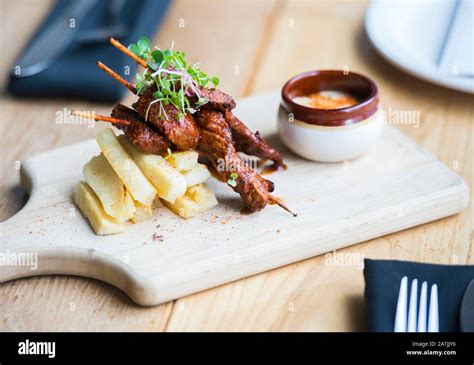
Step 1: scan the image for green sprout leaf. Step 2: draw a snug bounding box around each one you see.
[227,172,238,187]
[147,62,158,71]
[210,76,220,87]
[137,37,151,52]
[195,97,208,107]
[151,49,164,64]
[161,78,171,91]
[164,147,173,160]
[128,43,141,57]
[128,37,222,119]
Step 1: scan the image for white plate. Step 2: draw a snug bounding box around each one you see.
[365,0,473,94]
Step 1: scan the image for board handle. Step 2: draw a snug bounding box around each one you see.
[0,246,157,306]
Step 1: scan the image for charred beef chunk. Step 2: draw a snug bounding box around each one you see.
[193,86,236,111]
[195,109,274,212]
[111,104,172,155]
[132,85,200,150]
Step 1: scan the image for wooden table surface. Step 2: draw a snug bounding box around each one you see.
[0,0,472,332]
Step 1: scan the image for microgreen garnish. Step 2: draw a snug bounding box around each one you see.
[128,37,152,60]
[227,172,238,187]
[128,37,220,121]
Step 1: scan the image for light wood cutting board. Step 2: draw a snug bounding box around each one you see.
[0,92,469,306]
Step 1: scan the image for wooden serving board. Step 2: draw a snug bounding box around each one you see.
[0,92,469,306]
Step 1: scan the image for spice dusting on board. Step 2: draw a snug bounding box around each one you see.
[152,233,164,242]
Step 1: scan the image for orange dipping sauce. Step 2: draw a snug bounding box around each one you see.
[293,90,359,110]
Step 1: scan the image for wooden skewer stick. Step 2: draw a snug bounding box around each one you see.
[269,195,297,217]
[109,37,148,69]
[71,111,130,126]
[96,61,137,94]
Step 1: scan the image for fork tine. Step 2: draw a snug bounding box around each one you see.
[417,281,428,332]
[394,276,408,332]
[407,279,418,332]
[428,284,439,332]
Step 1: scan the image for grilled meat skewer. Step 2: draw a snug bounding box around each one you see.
[194,86,236,111]
[95,62,200,151]
[132,84,200,150]
[71,108,172,155]
[111,104,172,154]
[195,109,274,212]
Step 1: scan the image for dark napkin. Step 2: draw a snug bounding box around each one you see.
[364,259,474,332]
[7,0,170,102]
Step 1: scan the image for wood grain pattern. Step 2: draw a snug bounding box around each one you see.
[0,0,472,331]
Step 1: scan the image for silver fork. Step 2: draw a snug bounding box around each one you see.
[394,276,439,332]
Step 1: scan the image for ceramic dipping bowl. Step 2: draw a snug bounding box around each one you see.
[278,70,384,162]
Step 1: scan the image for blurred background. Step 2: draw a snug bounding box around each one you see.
[0,0,472,331]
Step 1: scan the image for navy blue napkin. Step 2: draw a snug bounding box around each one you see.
[7,0,170,102]
[364,259,474,332]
